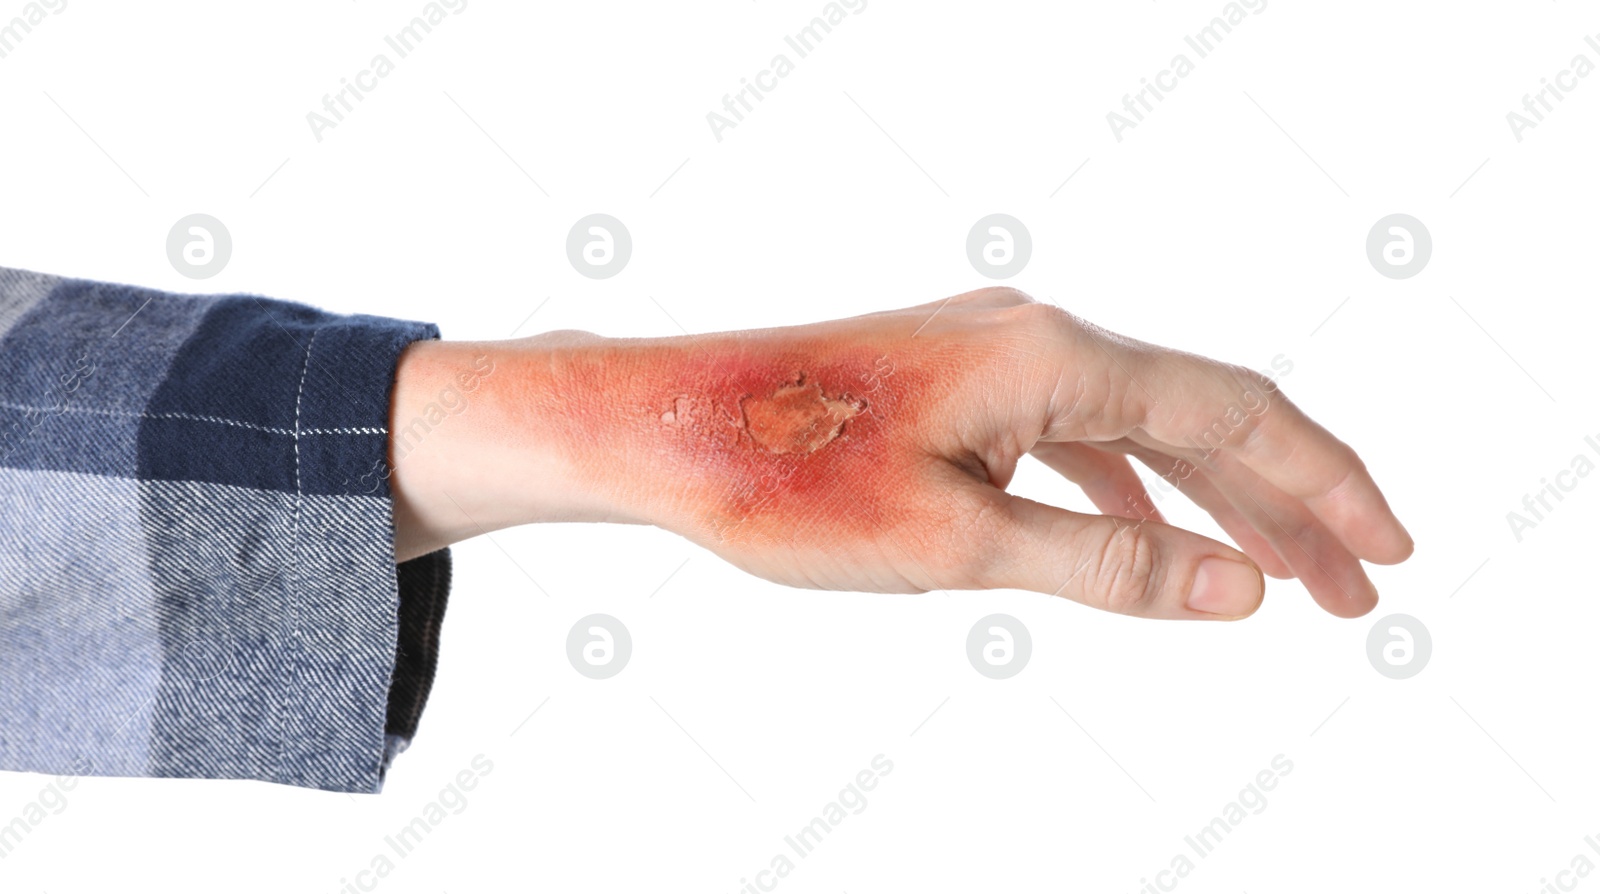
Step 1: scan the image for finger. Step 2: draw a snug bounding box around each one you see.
[982,493,1265,621]
[1029,441,1166,524]
[1115,442,1295,579]
[1225,393,1412,565]
[1197,452,1380,618]
[1119,429,1377,616]
[1076,331,1413,566]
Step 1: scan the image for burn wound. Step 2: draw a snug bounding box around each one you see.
[739,376,864,454]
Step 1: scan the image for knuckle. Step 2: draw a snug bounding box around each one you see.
[994,303,1082,356]
[1087,520,1161,615]
[1224,361,1270,388]
[1011,299,1072,330]
[976,286,1036,306]
[944,286,1036,311]
[1205,363,1280,451]
[1235,364,1285,404]
[1270,511,1322,552]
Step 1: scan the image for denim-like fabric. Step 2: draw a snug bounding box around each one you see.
[0,265,448,793]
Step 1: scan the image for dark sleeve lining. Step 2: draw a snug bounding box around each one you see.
[386,548,453,744]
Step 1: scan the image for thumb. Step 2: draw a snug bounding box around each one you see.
[984,495,1265,620]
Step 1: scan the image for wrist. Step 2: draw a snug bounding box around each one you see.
[388,332,665,561]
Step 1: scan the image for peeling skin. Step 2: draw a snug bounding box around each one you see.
[738,376,864,454]
[660,396,693,425]
[523,334,953,544]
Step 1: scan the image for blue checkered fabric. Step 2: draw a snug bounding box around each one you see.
[0,265,450,793]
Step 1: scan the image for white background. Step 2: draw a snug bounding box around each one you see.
[2,1,1598,892]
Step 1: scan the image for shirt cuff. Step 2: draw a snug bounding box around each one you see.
[0,267,451,793]
[130,295,453,792]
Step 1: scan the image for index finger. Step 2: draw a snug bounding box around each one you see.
[1061,321,1413,566]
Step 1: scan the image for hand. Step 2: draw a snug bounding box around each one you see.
[389,288,1412,620]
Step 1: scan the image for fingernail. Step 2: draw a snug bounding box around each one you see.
[1187,556,1263,618]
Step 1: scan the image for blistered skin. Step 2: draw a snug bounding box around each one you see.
[649,343,917,543]
[540,333,960,546]
[738,377,863,455]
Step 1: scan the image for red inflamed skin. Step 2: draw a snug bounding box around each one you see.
[389,288,1415,621]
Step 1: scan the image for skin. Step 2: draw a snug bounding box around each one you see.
[388,287,1413,620]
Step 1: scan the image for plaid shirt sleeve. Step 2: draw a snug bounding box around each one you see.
[0,265,453,793]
